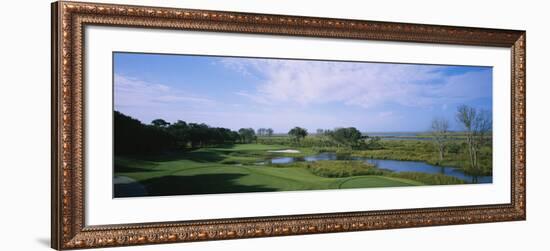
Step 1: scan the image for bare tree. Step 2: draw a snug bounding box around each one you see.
[456,105,492,175]
[430,117,450,162]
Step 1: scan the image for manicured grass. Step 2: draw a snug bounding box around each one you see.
[338,176,424,188]
[114,144,425,197]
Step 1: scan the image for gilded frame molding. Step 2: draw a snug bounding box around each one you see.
[51,1,526,249]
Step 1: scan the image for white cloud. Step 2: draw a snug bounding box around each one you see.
[221,58,491,109]
[114,74,215,109]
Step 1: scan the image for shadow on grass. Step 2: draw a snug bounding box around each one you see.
[180,150,226,163]
[114,164,152,173]
[121,148,228,163]
[114,173,277,198]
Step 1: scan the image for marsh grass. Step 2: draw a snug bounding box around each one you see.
[304,160,383,178]
[271,160,382,178]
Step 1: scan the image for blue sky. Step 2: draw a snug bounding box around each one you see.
[114,52,492,133]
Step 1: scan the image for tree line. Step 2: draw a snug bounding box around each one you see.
[256,128,274,137]
[286,126,380,149]
[115,111,266,154]
[115,111,383,155]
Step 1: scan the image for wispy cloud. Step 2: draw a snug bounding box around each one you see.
[114,74,216,109]
[220,58,491,109]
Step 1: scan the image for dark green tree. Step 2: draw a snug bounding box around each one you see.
[238,128,256,143]
[167,120,189,149]
[151,118,170,128]
[328,127,364,148]
[288,127,308,143]
[114,111,176,154]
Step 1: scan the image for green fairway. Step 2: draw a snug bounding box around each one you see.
[114,144,425,197]
[338,176,423,189]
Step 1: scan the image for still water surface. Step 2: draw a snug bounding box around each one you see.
[264,152,492,184]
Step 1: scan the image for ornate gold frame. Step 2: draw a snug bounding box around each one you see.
[51,1,526,249]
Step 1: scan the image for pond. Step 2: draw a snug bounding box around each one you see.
[263,152,492,184]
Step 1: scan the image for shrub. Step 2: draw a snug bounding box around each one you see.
[304,160,384,178]
[447,142,462,154]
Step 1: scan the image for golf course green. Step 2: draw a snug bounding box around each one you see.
[114,144,425,197]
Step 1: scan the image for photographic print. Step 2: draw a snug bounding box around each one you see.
[113,52,493,198]
[52,3,526,248]
[52,3,529,249]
